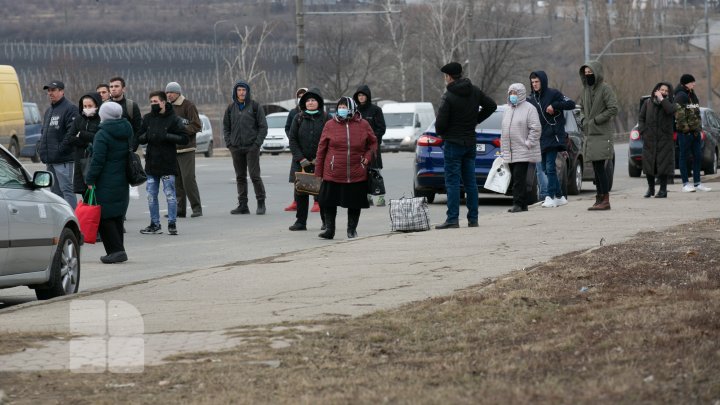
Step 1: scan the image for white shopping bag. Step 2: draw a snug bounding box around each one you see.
[129,185,140,200]
[483,157,511,194]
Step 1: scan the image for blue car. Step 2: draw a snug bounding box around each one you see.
[413,105,539,204]
[20,102,42,162]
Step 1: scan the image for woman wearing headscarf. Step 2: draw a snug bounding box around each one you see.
[85,102,132,264]
[288,88,327,231]
[638,82,676,198]
[314,96,378,239]
[500,83,541,213]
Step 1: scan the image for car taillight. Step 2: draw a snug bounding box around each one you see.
[417,134,443,146]
[491,138,501,148]
[630,129,640,141]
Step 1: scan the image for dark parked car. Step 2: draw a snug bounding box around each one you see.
[628,102,719,177]
[20,102,42,162]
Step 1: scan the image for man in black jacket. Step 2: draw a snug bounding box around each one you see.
[109,76,142,137]
[136,91,189,236]
[434,62,497,229]
[38,80,79,208]
[353,85,387,206]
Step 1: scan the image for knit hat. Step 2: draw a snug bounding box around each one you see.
[680,74,696,85]
[99,101,123,122]
[440,62,462,76]
[165,81,182,94]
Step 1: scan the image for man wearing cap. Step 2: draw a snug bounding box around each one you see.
[38,80,79,208]
[434,62,497,229]
[166,81,203,217]
[675,74,711,192]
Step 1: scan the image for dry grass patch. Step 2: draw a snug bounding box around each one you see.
[2,219,720,404]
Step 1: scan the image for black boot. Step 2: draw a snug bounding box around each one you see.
[644,175,655,198]
[655,175,668,198]
[347,209,360,239]
[256,199,266,215]
[231,202,250,215]
[318,207,336,239]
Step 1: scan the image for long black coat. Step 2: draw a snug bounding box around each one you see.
[639,82,676,176]
[353,85,386,169]
[63,93,102,194]
[288,88,327,182]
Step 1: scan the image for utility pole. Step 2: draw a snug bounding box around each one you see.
[295,0,306,90]
[705,0,713,109]
[465,0,473,74]
[584,0,590,62]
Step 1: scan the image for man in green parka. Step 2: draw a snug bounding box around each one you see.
[578,60,618,211]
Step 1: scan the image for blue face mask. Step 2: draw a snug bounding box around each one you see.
[337,108,349,118]
[509,95,519,105]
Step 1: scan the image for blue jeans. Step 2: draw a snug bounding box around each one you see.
[678,131,702,185]
[542,150,561,198]
[443,142,478,224]
[146,175,177,225]
[47,162,76,209]
[536,162,548,199]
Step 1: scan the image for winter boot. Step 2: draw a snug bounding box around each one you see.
[589,194,611,210]
[256,199,266,215]
[347,210,360,239]
[318,208,336,239]
[589,194,602,210]
[644,175,655,198]
[655,175,668,198]
[231,203,250,215]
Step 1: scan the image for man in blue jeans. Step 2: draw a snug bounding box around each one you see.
[675,74,711,192]
[434,62,497,229]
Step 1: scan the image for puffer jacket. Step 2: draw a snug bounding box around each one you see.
[136,103,188,176]
[85,118,131,219]
[63,93,102,193]
[315,113,377,184]
[578,60,618,162]
[639,82,676,176]
[436,77,497,147]
[500,83,541,163]
[38,96,79,164]
[288,88,327,181]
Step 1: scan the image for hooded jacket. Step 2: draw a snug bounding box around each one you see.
[436,77,497,147]
[285,87,308,136]
[674,83,701,134]
[288,88,327,181]
[500,83,541,163]
[527,71,576,152]
[137,102,189,176]
[64,92,102,193]
[39,95,79,164]
[85,118,132,219]
[639,82,676,176]
[578,60,618,162]
[353,85,386,169]
[223,81,268,149]
[315,102,378,184]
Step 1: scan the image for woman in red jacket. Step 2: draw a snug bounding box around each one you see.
[315,96,378,239]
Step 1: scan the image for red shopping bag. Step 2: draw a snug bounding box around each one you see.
[75,188,101,244]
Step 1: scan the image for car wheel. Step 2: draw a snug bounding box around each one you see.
[204,141,214,158]
[628,161,642,177]
[35,228,80,300]
[8,137,19,158]
[703,147,717,175]
[567,160,583,195]
[606,159,615,192]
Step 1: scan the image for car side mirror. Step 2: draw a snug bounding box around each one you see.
[415,121,421,128]
[33,171,53,188]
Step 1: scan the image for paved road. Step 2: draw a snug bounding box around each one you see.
[0,146,629,308]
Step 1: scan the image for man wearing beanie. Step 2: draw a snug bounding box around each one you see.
[166,81,204,218]
[675,74,711,192]
[434,62,497,229]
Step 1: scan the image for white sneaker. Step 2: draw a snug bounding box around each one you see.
[695,183,712,192]
[681,184,696,193]
[554,196,568,206]
[541,196,557,208]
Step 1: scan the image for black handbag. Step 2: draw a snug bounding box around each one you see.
[367,168,385,196]
[126,140,147,186]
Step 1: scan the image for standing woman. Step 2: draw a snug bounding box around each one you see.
[62,93,102,196]
[314,97,378,239]
[85,102,131,264]
[638,82,676,198]
[288,88,327,231]
[500,83,541,213]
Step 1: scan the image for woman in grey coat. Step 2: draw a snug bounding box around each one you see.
[638,82,675,198]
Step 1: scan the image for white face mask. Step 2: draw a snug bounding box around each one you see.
[83,107,98,116]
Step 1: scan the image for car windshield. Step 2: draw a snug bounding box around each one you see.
[476,110,504,131]
[385,113,414,127]
[267,116,286,128]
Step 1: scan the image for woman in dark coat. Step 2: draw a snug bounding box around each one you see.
[638,82,676,198]
[288,88,327,231]
[314,96,377,240]
[62,92,102,194]
[85,102,131,264]
[353,85,386,206]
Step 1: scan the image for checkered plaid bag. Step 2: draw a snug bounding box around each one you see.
[389,197,430,232]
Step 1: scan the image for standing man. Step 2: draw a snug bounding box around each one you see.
[109,76,142,137]
[434,62,497,229]
[166,82,203,218]
[223,80,268,215]
[353,85,387,206]
[675,74,711,192]
[528,70,576,208]
[38,80,79,208]
[136,91,189,236]
[96,83,111,103]
[578,61,618,211]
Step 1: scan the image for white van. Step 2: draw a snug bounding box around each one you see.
[380,102,435,152]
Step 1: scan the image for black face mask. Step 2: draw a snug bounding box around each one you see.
[585,74,596,86]
[151,104,161,114]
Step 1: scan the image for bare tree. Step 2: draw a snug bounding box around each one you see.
[224,22,274,101]
[382,0,409,101]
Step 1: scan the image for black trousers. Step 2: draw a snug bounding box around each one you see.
[321,205,360,228]
[294,192,323,225]
[592,160,610,195]
[509,162,529,208]
[98,216,125,255]
[230,147,266,204]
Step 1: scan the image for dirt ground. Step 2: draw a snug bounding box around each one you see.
[1,218,719,404]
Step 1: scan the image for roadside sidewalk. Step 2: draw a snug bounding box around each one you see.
[0,182,719,370]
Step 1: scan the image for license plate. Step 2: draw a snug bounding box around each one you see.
[266,142,281,148]
[476,144,486,153]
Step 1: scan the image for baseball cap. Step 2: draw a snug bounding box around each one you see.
[43,80,65,90]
